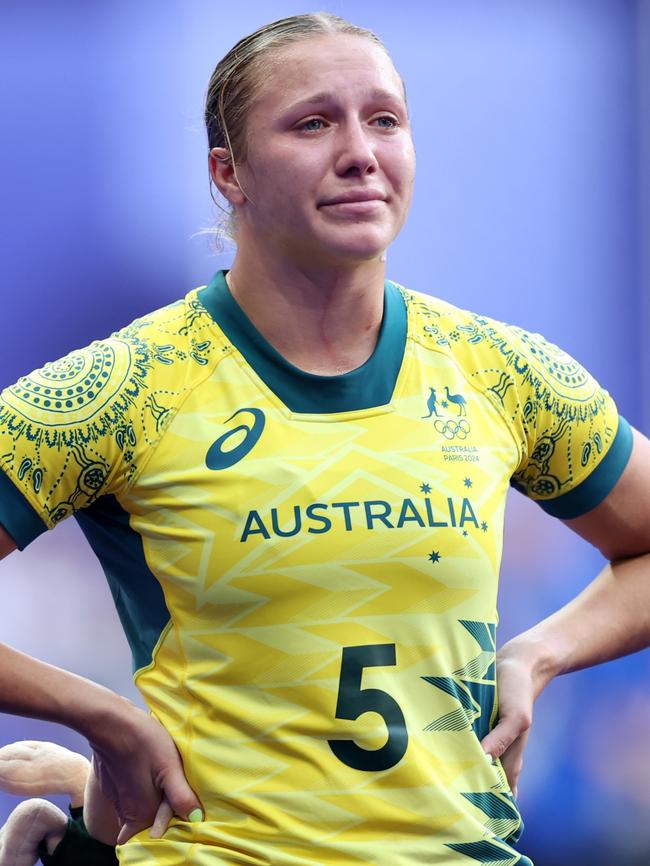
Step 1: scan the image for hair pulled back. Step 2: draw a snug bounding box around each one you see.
[205,12,385,162]
[203,12,386,240]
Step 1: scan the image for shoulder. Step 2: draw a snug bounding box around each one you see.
[1,290,224,436]
[0,288,226,500]
[112,288,220,358]
[397,284,604,414]
[394,283,626,511]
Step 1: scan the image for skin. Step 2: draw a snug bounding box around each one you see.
[0,740,125,858]
[481,429,650,793]
[0,741,89,806]
[0,798,68,864]
[0,27,649,844]
[0,632,200,845]
[0,741,94,860]
[210,33,415,375]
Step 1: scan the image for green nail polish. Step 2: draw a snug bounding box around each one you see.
[188,808,203,823]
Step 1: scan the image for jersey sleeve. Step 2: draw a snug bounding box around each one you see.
[0,293,222,550]
[0,331,160,549]
[478,318,632,518]
[407,289,634,520]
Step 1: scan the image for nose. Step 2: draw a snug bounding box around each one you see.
[334,120,379,177]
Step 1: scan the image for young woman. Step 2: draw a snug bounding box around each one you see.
[0,12,649,866]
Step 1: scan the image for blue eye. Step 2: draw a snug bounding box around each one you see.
[301,118,325,132]
[375,116,398,128]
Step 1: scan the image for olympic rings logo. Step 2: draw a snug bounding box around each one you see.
[434,419,471,440]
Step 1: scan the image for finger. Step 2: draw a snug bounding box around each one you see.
[119,815,164,846]
[117,822,143,846]
[500,729,530,793]
[160,773,203,823]
[481,713,530,761]
[150,798,174,838]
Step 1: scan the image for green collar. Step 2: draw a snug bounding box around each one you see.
[198,270,407,414]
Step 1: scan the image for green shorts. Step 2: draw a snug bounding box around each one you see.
[38,806,118,866]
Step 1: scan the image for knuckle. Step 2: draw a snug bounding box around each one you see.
[490,736,509,758]
[510,710,532,733]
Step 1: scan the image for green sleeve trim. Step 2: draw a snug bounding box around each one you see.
[538,416,633,519]
[0,468,48,550]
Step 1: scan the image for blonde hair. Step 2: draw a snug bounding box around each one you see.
[204,12,388,243]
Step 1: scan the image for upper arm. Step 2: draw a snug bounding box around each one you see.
[0,524,18,560]
[564,427,650,561]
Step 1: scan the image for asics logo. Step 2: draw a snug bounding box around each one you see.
[206,408,265,470]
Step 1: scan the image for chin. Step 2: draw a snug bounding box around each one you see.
[317,226,394,264]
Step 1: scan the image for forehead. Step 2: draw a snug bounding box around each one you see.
[254,33,404,110]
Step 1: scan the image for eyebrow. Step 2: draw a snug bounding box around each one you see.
[285,88,405,112]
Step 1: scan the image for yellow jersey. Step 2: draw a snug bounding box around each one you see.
[0,272,631,865]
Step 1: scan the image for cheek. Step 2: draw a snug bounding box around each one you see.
[249,151,321,209]
[380,140,415,196]
[396,143,416,190]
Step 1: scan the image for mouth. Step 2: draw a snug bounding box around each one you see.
[319,200,385,219]
[319,190,386,207]
[318,192,388,220]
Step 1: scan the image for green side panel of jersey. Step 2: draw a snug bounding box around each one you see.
[75,495,171,672]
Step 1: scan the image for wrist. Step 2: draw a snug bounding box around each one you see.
[77,691,146,752]
[498,632,570,697]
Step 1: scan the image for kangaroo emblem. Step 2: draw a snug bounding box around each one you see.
[422,387,440,418]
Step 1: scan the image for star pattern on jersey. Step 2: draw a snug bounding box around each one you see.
[464,477,473,488]
[428,550,441,563]
[420,482,432,493]
[462,530,468,537]
[481,521,489,532]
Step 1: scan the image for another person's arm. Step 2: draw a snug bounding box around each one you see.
[482,427,650,792]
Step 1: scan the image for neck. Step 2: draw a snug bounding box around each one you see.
[227,248,386,376]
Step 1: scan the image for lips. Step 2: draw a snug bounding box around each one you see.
[320,190,386,206]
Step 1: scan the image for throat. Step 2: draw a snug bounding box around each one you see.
[225,270,384,376]
[267,312,381,376]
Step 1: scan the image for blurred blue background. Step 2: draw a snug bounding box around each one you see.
[0,1,649,863]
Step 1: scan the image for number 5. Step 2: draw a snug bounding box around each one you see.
[328,644,408,771]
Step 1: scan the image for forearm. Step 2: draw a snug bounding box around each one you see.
[0,641,201,841]
[0,642,136,742]
[501,551,650,695]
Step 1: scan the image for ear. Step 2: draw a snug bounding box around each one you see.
[209,147,247,206]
